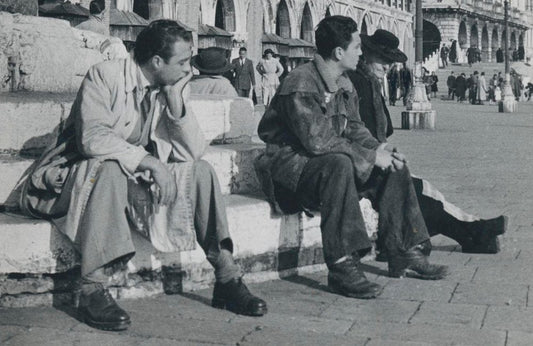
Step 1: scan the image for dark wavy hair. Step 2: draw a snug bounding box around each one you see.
[315,15,358,59]
[134,20,192,65]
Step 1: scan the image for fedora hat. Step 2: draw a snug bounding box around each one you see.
[191,47,233,75]
[361,29,407,63]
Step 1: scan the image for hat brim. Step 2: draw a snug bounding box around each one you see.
[361,35,407,63]
[191,55,234,75]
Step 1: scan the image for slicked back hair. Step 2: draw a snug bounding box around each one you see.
[134,20,192,65]
[315,15,358,59]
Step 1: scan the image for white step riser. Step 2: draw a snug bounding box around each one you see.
[0,194,377,276]
[0,96,260,152]
[0,144,265,205]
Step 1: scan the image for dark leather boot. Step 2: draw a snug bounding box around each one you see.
[376,239,432,262]
[328,257,383,299]
[388,246,449,280]
[78,284,131,331]
[461,215,507,254]
[212,278,267,316]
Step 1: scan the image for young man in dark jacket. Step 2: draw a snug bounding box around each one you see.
[255,16,448,300]
[349,30,507,259]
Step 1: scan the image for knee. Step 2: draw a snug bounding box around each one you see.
[323,154,354,178]
[98,160,125,178]
[194,160,217,182]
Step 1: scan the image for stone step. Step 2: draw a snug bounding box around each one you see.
[0,143,265,206]
[0,92,261,152]
[0,194,378,307]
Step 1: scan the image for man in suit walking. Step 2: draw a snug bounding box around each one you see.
[231,47,256,98]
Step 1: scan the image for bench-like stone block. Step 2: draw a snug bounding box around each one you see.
[401,110,437,130]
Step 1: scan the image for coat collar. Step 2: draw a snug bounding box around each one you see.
[124,54,152,94]
[312,54,354,94]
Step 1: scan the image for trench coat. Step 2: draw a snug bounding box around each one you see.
[20,55,207,252]
[255,54,379,211]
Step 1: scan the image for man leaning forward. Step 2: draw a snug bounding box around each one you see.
[255,16,448,299]
[20,20,266,331]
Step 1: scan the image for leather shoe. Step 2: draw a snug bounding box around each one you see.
[78,284,131,331]
[212,277,267,316]
[388,246,449,280]
[461,215,507,254]
[328,257,383,299]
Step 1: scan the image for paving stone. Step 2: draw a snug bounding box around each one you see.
[239,327,369,346]
[346,321,506,345]
[379,279,457,303]
[506,330,533,346]
[366,339,439,346]
[409,301,487,328]
[0,306,80,330]
[3,326,155,346]
[483,306,533,333]
[320,298,420,323]
[451,282,528,306]
[472,260,533,285]
[232,312,353,335]
[0,325,28,343]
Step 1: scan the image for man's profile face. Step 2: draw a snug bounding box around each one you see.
[239,50,247,59]
[338,32,362,72]
[154,39,192,86]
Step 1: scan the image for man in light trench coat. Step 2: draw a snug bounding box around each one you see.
[20,20,266,332]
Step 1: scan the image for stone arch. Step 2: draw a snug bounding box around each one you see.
[276,0,291,38]
[263,1,274,32]
[376,16,385,30]
[481,25,489,61]
[470,24,479,49]
[458,20,468,49]
[300,2,313,43]
[491,27,499,61]
[510,31,517,50]
[519,32,524,47]
[133,0,150,19]
[215,0,236,32]
[344,6,356,21]
[423,19,441,59]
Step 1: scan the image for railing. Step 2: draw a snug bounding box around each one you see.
[423,48,440,72]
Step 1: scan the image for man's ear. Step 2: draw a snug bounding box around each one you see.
[333,47,344,61]
[151,55,163,69]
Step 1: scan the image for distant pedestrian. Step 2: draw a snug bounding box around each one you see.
[449,40,457,63]
[467,47,476,67]
[440,44,449,67]
[455,72,467,102]
[256,48,284,106]
[76,0,107,36]
[447,71,456,100]
[231,47,256,98]
[488,74,498,104]
[430,71,439,98]
[387,63,400,106]
[478,72,487,104]
[399,62,412,105]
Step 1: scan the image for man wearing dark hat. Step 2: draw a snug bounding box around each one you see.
[349,29,507,259]
[231,47,256,98]
[20,20,267,332]
[190,47,237,96]
[256,16,448,301]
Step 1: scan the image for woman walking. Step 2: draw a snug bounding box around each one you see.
[256,49,284,106]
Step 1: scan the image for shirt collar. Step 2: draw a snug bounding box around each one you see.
[124,53,154,94]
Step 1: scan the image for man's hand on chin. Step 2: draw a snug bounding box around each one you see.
[162,72,193,119]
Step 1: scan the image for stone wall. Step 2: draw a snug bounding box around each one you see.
[0,11,108,93]
[0,0,38,16]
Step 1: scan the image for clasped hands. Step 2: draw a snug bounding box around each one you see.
[375,143,407,173]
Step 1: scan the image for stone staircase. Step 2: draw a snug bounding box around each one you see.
[0,11,378,308]
[0,90,378,308]
[434,61,506,97]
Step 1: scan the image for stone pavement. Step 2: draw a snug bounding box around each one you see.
[1,98,532,345]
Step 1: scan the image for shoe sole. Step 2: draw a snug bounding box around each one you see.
[81,312,131,331]
[212,299,268,317]
[390,268,449,280]
[328,279,383,299]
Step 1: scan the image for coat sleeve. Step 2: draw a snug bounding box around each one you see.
[75,65,148,174]
[343,91,381,149]
[163,85,207,162]
[280,92,376,184]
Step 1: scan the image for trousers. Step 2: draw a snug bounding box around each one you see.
[56,160,240,283]
[276,154,430,267]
